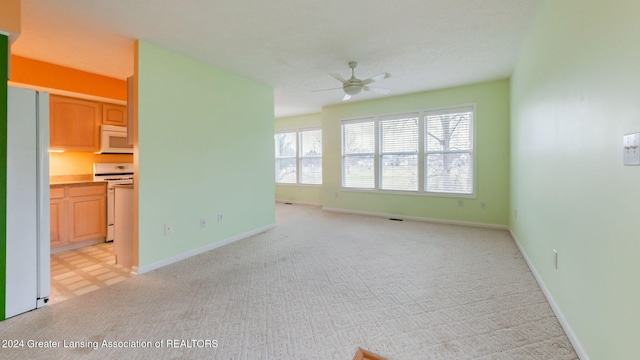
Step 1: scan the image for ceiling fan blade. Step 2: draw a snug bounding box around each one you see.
[362,72,391,85]
[342,94,351,101]
[363,86,390,94]
[311,87,343,93]
[330,73,348,84]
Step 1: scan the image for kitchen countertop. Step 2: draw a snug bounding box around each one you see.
[50,181,106,188]
[50,174,106,187]
[50,174,92,183]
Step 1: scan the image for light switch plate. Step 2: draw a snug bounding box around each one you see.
[623,133,640,165]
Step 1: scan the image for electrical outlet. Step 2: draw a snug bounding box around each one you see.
[217,213,224,223]
[200,218,207,228]
[164,223,173,235]
[480,201,486,209]
[457,200,463,207]
[514,209,518,219]
[553,249,558,269]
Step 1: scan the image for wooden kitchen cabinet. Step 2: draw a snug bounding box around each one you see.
[50,183,106,248]
[50,188,67,248]
[68,185,107,243]
[102,103,127,126]
[50,95,101,151]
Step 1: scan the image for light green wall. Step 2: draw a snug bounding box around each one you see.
[276,112,322,130]
[322,80,510,226]
[510,1,640,358]
[274,113,323,204]
[137,41,275,268]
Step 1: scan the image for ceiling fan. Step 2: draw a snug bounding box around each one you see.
[313,62,391,101]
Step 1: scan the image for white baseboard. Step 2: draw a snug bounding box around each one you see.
[322,207,508,230]
[135,224,275,275]
[275,199,322,207]
[509,230,589,360]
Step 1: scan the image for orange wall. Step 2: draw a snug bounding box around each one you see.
[0,0,20,34]
[9,55,127,101]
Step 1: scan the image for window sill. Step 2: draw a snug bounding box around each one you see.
[276,183,322,188]
[339,187,476,199]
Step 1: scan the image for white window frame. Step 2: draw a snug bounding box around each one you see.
[341,117,376,189]
[379,113,420,192]
[340,104,476,198]
[274,131,298,184]
[299,128,323,185]
[424,106,475,196]
[275,127,323,186]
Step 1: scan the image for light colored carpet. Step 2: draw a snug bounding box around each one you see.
[0,204,577,359]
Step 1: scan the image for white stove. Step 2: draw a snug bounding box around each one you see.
[93,163,134,242]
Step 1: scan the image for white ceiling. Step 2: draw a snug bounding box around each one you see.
[12,0,544,118]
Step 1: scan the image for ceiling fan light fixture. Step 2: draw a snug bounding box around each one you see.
[343,84,362,95]
[313,62,390,99]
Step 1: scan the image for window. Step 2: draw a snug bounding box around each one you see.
[299,129,322,184]
[275,128,322,185]
[275,132,297,184]
[380,114,419,191]
[341,106,474,196]
[342,119,375,188]
[425,108,473,194]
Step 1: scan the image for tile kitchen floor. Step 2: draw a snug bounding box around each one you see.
[49,242,134,305]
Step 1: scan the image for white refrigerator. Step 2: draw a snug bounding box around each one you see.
[5,86,50,318]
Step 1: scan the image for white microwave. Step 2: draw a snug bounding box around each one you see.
[96,125,133,154]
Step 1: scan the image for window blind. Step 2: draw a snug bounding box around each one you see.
[299,129,322,185]
[274,132,297,184]
[342,120,375,188]
[380,114,419,191]
[425,107,473,194]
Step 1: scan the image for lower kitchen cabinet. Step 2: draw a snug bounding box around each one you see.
[50,183,106,248]
[69,186,107,243]
[50,188,67,247]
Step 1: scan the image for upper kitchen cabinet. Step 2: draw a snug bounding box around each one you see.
[102,103,127,126]
[50,95,101,151]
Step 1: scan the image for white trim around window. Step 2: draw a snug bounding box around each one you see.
[340,105,476,197]
[275,127,322,186]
